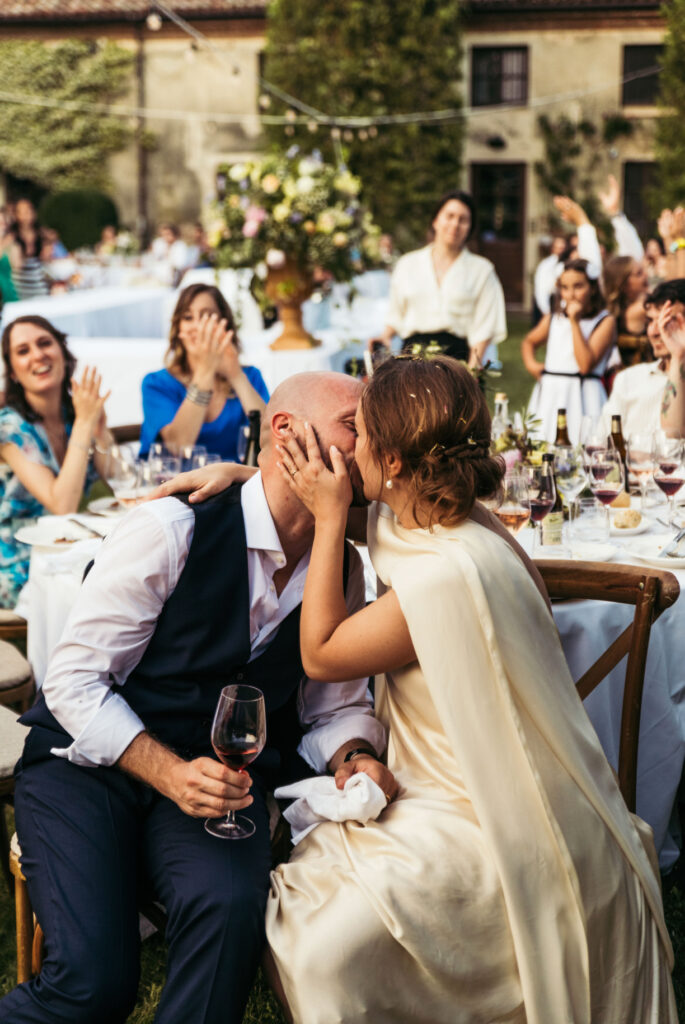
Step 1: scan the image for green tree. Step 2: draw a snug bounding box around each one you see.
[263,0,463,250]
[0,39,134,192]
[655,0,685,208]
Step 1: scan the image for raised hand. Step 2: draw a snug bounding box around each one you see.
[71,366,110,431]
[278,422,353,519]
[187,313,236,384]
[598,174,621,217]
[658,301,685,361]
[553,195,590,227]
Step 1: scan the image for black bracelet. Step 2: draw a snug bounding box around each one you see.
[343,747,381,764]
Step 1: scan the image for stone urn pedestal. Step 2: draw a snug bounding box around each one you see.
[265,260,321,350]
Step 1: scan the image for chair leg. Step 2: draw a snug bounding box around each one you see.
[14,868,33,984]
[32,924,44,976]
[0,804,11,894]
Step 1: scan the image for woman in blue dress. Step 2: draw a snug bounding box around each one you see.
[140,284,269,460]
[0,315,113,607]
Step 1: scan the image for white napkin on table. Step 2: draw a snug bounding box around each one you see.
[274,772,388,845]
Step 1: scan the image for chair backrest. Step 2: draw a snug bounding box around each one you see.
[536,559,679,812]
[111,423,141,445]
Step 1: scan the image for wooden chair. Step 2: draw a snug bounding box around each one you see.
[0,639,34,713]
[0,609,27,642]
[110,424,141,445]
[0,705,29,893]
[536,559,680,813]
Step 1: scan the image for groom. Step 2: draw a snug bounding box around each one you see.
[0,371,395,1024]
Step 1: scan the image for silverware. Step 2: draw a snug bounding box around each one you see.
[657,526,685,558]
[67,517,106,540]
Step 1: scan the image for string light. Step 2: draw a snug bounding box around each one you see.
[146,11,162,31]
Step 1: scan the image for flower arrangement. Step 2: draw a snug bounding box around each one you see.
[493,412,549,468]
[210,148,382,282]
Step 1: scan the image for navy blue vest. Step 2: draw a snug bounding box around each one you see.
[21,485,326,787]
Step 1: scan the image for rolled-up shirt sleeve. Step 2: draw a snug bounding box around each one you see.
[297,545,387,773]
[468,267,507,349]
[43,501,192,767]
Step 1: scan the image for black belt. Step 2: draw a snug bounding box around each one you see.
[541,369,602,381]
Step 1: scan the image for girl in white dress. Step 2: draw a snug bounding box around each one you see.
[522,258,616,443]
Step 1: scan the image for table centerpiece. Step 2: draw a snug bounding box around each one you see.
[210,148,382,350]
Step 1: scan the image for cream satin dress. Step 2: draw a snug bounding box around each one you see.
[266,504,677,1024]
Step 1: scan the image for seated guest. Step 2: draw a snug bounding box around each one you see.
[265,356,676,1023]
[11,198,49,300]
[139,283,268,460]
[0,372,392,1024]
[602,278,685,438]
[0,316,112,608]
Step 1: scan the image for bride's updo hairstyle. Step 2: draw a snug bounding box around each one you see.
[361,355,504,528]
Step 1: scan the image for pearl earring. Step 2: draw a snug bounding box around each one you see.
[386,479,393,490]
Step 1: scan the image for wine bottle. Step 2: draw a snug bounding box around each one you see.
[610,414,629,494]
[491,392,510,440]
[554,408,571,446]
[245,410,261,468]
[541,452,564,545]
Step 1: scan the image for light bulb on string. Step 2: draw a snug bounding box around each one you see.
[285,125,295,136]
[358,129,368,141]
[330,127,341,140]
[285,109,297,123]
[259,94,272,110]
[146,11,163,30]
[368,125,378,138]
[307,120,319,134]
[343,129,354,142]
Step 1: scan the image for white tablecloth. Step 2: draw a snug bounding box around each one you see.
[0,287,171,339]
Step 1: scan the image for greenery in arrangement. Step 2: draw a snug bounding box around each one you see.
[262,0,463,250]
[211,150,382,281]
[39,189,119,252]
[655,0,685,209]
[0,39,134,192]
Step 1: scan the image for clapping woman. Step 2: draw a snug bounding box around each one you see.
[140,284,268,460]
[0,315,113,607]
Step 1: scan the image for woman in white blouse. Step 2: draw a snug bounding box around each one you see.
[370,191,507,368]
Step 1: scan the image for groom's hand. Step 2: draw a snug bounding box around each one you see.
[334,755,399,804]
[168,757,254,818]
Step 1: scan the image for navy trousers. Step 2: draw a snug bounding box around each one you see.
[0,755,272,1024]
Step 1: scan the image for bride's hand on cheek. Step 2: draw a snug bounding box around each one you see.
[278,422,352,520]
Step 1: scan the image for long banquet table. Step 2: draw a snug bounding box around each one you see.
[0,287,172,339]
[17,509,685,871]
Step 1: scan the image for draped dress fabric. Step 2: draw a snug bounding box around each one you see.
[527,310,613,443]
[266,503,676,1024]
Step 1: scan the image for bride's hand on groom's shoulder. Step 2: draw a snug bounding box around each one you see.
[278,422,352,520]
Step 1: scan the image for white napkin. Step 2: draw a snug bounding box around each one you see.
[274,772,389,845]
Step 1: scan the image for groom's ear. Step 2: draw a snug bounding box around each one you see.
[271,411,294,439]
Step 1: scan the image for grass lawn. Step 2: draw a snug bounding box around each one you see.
[1,315,683,1020]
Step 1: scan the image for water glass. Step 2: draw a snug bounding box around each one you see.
[626,433,655,511]
[191,453,222,470]
[572,496,610,550]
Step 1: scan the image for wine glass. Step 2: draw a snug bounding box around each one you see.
[521,462,556,554]
[205,684,266,840]
[179,444,207,472]
[626,433,655,512]
[579,416,607,460]
[148,455,182,486]
[652,435,685,525]
[104,444,141,507]
[588,449,624,529]
[191,452,222,470]
[553,445,587,530]
[236,425,250,464]
[493,468,531,536]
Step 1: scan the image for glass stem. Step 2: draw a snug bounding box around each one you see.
[226,809,236,827]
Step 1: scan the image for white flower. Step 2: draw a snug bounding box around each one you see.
[255,261,268,280]
[296,176,316,195]
[228,163,248,182]
[298,157,322,177]
[266,248,287,268]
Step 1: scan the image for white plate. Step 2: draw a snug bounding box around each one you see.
[622,535,685,570]
[87,496,129,517]
[15,516,106,552]
[570,542,618,562]
[609,516,651,537]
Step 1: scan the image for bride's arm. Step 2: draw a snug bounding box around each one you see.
[280,424,416,682]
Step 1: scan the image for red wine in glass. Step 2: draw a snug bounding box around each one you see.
[585,444,604,457]
[205,684,266,840]
[590,462,611,481]
[529,498,554,522]
[656,476,684,498]
[213,737,260,771]
[658,460,679,476]
[594,487,621,506]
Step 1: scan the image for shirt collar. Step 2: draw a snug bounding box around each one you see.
[240,471,285,560]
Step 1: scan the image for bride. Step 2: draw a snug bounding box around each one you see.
[156,356,675,1023]
[264,355,675,1024]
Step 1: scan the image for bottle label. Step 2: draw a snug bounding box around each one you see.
[541,511,564,545]
[557,415,567,428]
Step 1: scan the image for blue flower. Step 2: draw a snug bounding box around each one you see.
[286,145,300,159]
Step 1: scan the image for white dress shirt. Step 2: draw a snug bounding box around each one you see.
[386,245,507,349]
[601,361,667,439]
[42,473,385,773]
